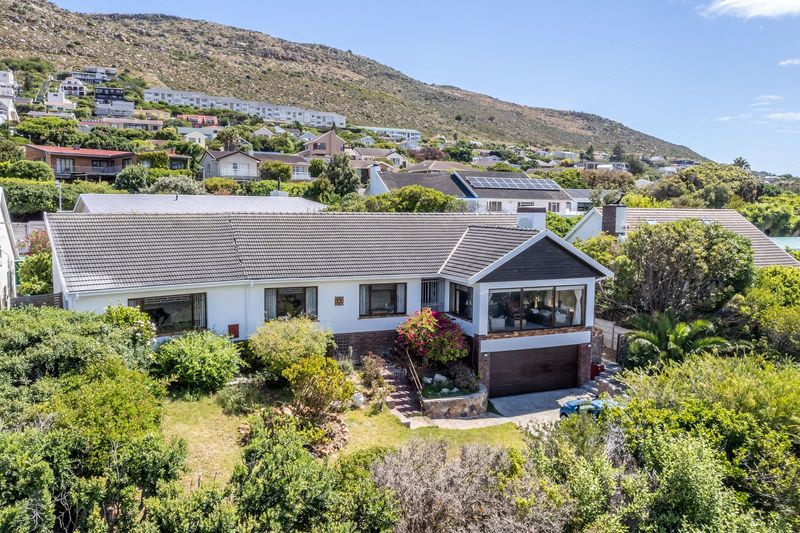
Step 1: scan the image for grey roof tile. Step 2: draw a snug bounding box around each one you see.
[440,226,538,278]
[75,194,323,214]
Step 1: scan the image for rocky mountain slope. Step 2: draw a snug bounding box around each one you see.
[1,0,703,158]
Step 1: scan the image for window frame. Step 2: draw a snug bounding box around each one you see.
[359,283,407,318]
[449,282,473,322]
[265,286,318,320]
[487,285,586,333]
[128,292,207,335]
[487,201,503,212]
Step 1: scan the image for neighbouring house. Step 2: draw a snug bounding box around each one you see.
[564,205,800,267]
[95,100,135,118]
[405,160,474,173]
[183,130,206,147]
[59,77,87,97]
[0,188,19,309]
[200,150,260,181]
[0,70,17,96]
[352,147,407,168]
[562,189,618,213]
[298,131,316,142]
[532,160,558,169]
[472,155,502,166]
[550,150,580,161]
[350,159,392,183]
[135,109,172,121]
[46,211,610,397]
[70,66,116,85]
[94,86,125,103]
[73,193,323,214]
[0,96,19,125]
[298,130,346,158]
[658,166,678,176]
[397,139,419,151]
[27,111,76,120]
[25,145,134,180]
[177,114,219,127]
[85,117,162,131]
[252,127,274,138]
[356,136,375,146]
[251,152,312,181]
[177,126,222,140]
[45,91,76,112]
[367,169,576,215]
[356,126,423,142]
[138,149,192,171]
[574,161,629,172]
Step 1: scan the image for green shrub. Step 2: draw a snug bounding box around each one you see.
[0,177,56,214]
[258,160,291,182]
[141,484,238,533]
[309,158,326,177]
[204,177,240,195]
[103,305,156,349]
[17,251,52,295]
[395,308,468,364]
[448,362,479,391]
[137,151,169,169]
[154,331,241,393]
[146,175,204,195]
[283,354,355,422]
[0,160,54,181]
[216,382,265,415]
[114,165,150,192]
[249,317,334,376]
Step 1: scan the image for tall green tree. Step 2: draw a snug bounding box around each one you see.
[258,160,292,183]
[324,153,359,196]
[610,143,624,162]
[733,156,750,170]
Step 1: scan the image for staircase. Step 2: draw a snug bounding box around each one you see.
[582,359,625,397]
[384,365,428,427]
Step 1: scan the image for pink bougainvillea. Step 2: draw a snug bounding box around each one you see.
[396,308,468,364]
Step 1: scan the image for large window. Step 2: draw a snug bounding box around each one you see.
[488,285,585,333]
[449,283,473,321]
[265,287,317,320]
[487,201,503,212]
[128,293,206,335]
[55,158,74,173]
[360,283,406,317]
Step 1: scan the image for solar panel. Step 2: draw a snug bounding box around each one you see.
[464,176,560,190]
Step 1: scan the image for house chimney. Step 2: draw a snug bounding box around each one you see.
[601,204,627,235]
[516,206,546,230]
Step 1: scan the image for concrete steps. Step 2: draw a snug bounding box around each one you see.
[583,359,625,397]
[383,365,422,426]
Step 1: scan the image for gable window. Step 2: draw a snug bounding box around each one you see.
[128,293,206,335]
[313,142,327,151]
[449,283,473,321]
[488,285,585,333]
[487,201,503,212]
[265,287,317,320]
[359,283,406,317]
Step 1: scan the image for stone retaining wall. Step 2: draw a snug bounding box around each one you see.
[421,385,488,418]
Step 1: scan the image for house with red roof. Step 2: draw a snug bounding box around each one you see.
[24,145,135,180]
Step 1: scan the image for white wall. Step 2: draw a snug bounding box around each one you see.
[0,220,15,308]
[565,211,602,243]
[472,198,571,215]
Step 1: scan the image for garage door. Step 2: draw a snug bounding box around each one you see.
[489,345,578,397]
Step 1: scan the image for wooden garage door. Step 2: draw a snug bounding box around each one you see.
[489,345,578,397]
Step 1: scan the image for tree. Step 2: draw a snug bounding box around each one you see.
[624,156,646,175]
[733,156,750,170]
[17,251,52,295]
[584,144,595,161]
[621,192,671,208]
[308,158,326,178]
[258,160,291,183]
[0,137,22,162]
[331,185,467,213]
[395,308,469,364]
[146,175,204,195]
[114,165,150,193]
[610,143,625,162]
[545,211,579,237]
[409,146,446,162]
[249,317,334,377]
[154,331,242,393]
[282,355,354,423]
[613,219,754,314]
[443,141,473,163]
[324,153,359,196]
[625,310,731,367]
[547,168,588,189]
[0,160,55,181]
[486,162,517,172]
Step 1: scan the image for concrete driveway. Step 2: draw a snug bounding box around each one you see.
[490,388,592,425]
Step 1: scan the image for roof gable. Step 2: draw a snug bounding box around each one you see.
[440,226,537,279]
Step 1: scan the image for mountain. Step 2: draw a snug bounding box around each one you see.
[1,0,703,159]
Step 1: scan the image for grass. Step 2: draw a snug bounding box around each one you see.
[162,395,526,489]
[161,395,244,489]
[342,409,526,455]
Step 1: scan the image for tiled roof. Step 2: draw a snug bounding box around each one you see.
[205,150,259,161]
[440,226,537,278]
[379,172,472,197]
[355,148,396,158]
[405,160,474,173]
[74,194,324,214]
[250,152,309,165]
[46,212,521,292]
[26,145,133,158]
[615,208,799,268]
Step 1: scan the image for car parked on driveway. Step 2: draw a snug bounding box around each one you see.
[559,398,616,418]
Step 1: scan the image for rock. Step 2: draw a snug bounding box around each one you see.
[433,373,448,383]
[440,388,450,394]
[352,392,365,408]
[422,376,433,384]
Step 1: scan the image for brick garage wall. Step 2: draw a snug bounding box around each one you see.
[577,342,591,386]
[333,330,396,362]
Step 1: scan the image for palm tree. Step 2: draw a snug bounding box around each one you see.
[733,156,750,170]
[625,309,731,367]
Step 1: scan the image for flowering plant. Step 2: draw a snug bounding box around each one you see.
[396,308,468,364]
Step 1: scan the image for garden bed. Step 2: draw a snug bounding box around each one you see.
[421,385,488,419]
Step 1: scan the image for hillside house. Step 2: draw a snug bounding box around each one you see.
[25,145,134,180]
[59,77,86,97]
[298,130,346,158]
[45,91,76,112]
[0,97,18,125]
[177,114,219,126]
[0,188,18,309]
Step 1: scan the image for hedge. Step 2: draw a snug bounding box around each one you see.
[0,178,125,215]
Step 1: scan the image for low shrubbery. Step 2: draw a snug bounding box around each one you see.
[0,177,123,215]
[0,159,54,181]
[16,250,51,295]
[204,176,240,195]
[153,331,241,394]
[146,175,204,195]
[283,354,354,423]
[249,317,334,376]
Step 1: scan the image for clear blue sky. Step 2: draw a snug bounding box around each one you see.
[54,0,800,175]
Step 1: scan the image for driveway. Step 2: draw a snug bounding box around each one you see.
[489,388,592,425]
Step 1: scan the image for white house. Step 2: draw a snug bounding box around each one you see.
[46,211,610,397]
[356,126,423,142]
[356,136,375,146]
[45,91,76,112]
[95,100,135,118]
[200,150,312,181]
[352,147,407,168]
[183,131,206,147]
[564,205,800,268]
[59,77,87,97]
[252,127,274,138]
[73,193,323,214]
[0,70,17,97]
[0,96,19,125]
[0,188,19,309]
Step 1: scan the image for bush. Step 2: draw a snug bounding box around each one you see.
[258,160,291,182]
[203,177,240,195]
[114,164,150,192]
[137,151,169,169]
[216,382,266,415]
[146,175,204,195]
[0,160,54,181]
[309,158,326,177]
[0,177,56,214]
[395,308,468,364]
[448,362,479,391]
[17,251,52,295]
[141,484,238,533]
[249,317,334,376]
[283,355,354,423]
[103,305,156,349]
[153,331,241,393]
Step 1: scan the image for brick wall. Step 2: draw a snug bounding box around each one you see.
[333,330,396,362]
[577,342,591,386]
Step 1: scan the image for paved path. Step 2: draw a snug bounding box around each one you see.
[404,388,593,430]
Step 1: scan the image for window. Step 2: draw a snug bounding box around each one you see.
[128,293,206,335]
[55,158,74,173]
[547,202,560,212]
[449,283,473,321]
[487,201,503,212]
[359,283,406,317]
[488,285,585,333]
[265,287,317,319]
[92,160,110,169]
[421,278,443,311]
[313,142,327,151]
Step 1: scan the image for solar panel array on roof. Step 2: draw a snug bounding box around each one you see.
[464,176,560,190]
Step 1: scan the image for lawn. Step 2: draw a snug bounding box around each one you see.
[162,398,526,489]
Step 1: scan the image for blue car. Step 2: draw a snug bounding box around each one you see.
[559,399,616,418]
